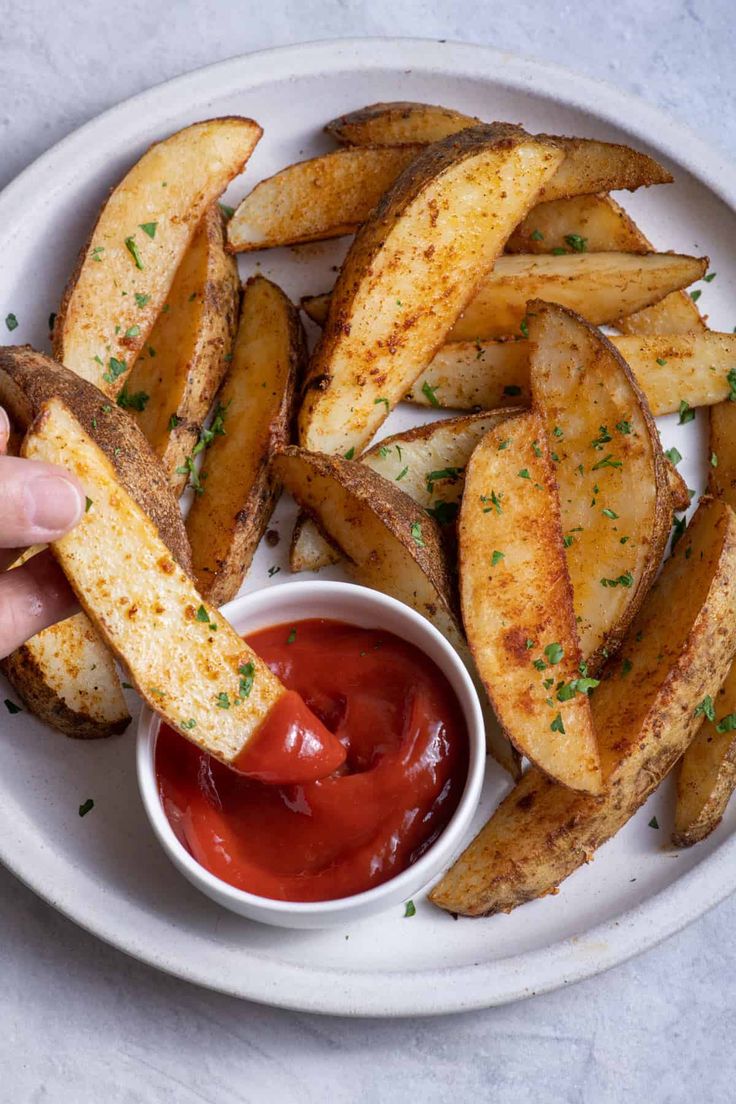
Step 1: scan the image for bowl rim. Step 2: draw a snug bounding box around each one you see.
[136,579,486,919]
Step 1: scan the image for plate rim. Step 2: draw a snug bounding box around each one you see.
[2,35,736,1017]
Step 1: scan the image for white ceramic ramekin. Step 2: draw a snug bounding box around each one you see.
[137,580,485,929]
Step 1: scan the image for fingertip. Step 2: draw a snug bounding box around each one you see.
[0,407,9,454]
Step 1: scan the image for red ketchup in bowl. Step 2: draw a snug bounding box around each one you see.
[156,618,469,902]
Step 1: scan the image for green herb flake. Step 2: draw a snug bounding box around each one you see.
[215,692,231,710]
[616,420,632,435]
[621,658,633,677]
[396,466,409,481]
[344,447,355,460]
[426,467,463,492]
[124,236,144,270]
[564,233,587,253]
[602,507,619,519]
[550,712,565,734]
[481,490,503,515]
[374,396,390,411]
[519,318,529,338]
[139,221,158,239]
[238,662,255,698]
[704,272,717,283]
[694,696,716,722]
[648,816,659,830]
[690,289,702,302]
[404,900,416,918]
[180,718,197,730]
[410,521,425,547]
[168,413,182,432]
[553,426,564,439]
[134,292,150,307]
[287,627,297,645]
[4,699,22,714]
[551,246,567,255]
[678,399,696,424]
[716,713,736,734]
[530,229,544,241]
[497,438,511,450]
[84,496,93,513]
[124,324,141,338]
[421,380,440,407]
[591,453,622,471]
[5,313,18,331]
[103,356,127,385]
[727,367,736,403]
[600,572,634,588]
[518,468,531,480]
[665,447,682,466]
[491,550,505,567]
[267,565,280,577]
[504,385,523,397]
[195,605,210,623]
[544,643,564,665]
[656,357,667,367]
[426,500,458,525]
[525,639,536,650]
[532,440,542,457]
[78,798,94,817]
[116,386,149,411]
[532,658,547,672]
[671,514,687,553]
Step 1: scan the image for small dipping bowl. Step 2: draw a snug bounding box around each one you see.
[137,581,485,929]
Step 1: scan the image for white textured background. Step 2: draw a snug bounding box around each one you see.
[2,2,735,1101]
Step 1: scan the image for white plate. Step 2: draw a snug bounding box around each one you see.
[1,38,735,1018]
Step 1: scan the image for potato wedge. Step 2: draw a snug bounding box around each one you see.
[302,251,707,341]
[506,194,647,254]
[528,301,670,669]
[53,117,262,397]
[327,105,673,199]
[186,276,303,606]
[291,410,519,574]
[125,205,240,493]
[406,331,736,416]
[674,659,736,846]
[1,612,130,740]
[227,147,421,251]
[22,398,289,765]
[273,445,521,778]
[299,127,565,456]
[325,102,482,146]
[0,347,192,739]
[710,401,736,510]
[459,411,602,793]
[666,460,691,513]
[430,497,736,916]
[247,127,670,252]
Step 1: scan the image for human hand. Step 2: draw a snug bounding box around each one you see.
[0,406,83,659]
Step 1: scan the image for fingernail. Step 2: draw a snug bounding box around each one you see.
[0,407,9,444]
[25,475,84,532]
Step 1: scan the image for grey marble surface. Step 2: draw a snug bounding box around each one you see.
[2,2,735,1101]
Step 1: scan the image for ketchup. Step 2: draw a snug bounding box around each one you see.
[156,619,469,902]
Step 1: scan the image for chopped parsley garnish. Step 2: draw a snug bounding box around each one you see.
[564,233,587,253]
[591,453,622,471]
[648,816,659,830]
[678,399,695,424]
[168,413,182,431]
[287,627,297,644]
[716,713,736,734]
[503,385,522,396]
[519,318,529,338]
[615,420,632,435]
[219,203,235,218]
[690,289,701,302]
[553,426,564,439]
[530,228,544,241]
[134,292,150,307]
[195,605,210,622]
[727,367,736,403]
[426,467,463,492]
[4,699,22,714]
[139,221,158,239]
[704,272,717,282]
[374,396,390,411]
[125,324,141,338]
[671,514,687,552]
[193,402,229,455]
[621,658,633,677]
[517,468,531,480]
[710,452,719,468]
[5,313,18,331]
[404,900,416,918]
[551,246,567,255]
[124,236,144,269]
[216,692,231,710]
[90,245,105,261]
[491,550,505,567]
[344,447,355,460]
[410,521,425,547]
[656,357,667,367]
[600,506,619,520]
[556,677,599,701]
[481,490,503,514]
[421,380,440,407]
[238,662,255,698]
[121,682,134,690]
[180,718,197,730]
[84,496,93,513]
[532,440,542,457]
[563,534,575,548]
[497,438,511,450]
[544,643,564,665]
[396,466,408,481]
[426,500,458,525]
[694,696,716,722]
[103,356,127,385]
[78,798,94,817]
[116,386,149,411]
[550,713,565,734]
[48,312,56,331]
[600,572,634,588]
[664,447,682,466]
[267,565,281,577]
[525,639,536,650]
[175,455,204,494]
[532,658,547,672]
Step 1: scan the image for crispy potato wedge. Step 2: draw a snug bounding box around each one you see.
[326,102,482,146]
[22,398,288,765]
[674,659,736,846]
[299,128,565,455]
[406,331,736,417]
[53,117,262,397]
[1,612,130,739]
[291,410,519,573]
[252,129,670,251]
[0,347,192,739]
[528,301,670,669]
[126,205,240,493]
[329,103,672,195]
[302,251,707,341]
[186,276,303,606]
[273,445,521,778]
[506,194,647,254]
[227,146,421,251]
[710,402,736,509]
[459,411,602,792]
[430,497,736,916]
[666,460,691,513]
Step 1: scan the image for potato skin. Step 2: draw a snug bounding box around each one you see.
[0,346,191,573]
